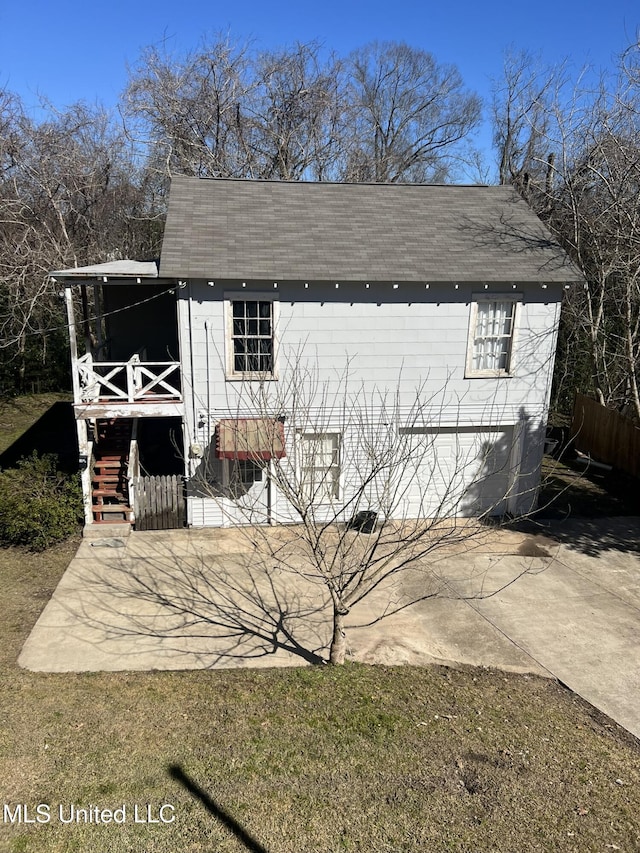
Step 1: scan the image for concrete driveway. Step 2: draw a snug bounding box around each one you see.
[18,517,640,740]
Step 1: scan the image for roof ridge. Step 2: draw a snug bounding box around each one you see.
[174,174,500,189]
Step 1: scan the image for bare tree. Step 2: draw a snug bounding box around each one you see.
[124,38,481,185]
[491,49,563,190]
[492,45,640,420]
[189,356,541,664]
[343,42,481,183]
[0,96,159,393]
[124,35,256,179]
[125,37,347,182]
[244,42,345,181]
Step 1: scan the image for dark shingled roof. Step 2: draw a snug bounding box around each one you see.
[159,176,584,283]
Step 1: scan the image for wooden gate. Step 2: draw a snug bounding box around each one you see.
[132,475,186,530]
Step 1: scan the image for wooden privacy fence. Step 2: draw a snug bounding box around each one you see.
[571,393,640,479]
[132,475,186,530]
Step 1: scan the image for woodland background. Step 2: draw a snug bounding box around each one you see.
[2,36,639,422]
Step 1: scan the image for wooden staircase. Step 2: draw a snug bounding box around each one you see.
[92,418,134,524]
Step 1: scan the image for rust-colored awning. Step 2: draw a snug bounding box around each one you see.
[215,419,286,461]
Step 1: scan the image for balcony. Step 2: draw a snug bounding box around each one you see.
[73,353,184,418]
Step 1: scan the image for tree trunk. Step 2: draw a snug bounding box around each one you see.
[623,284,640,423]
[329,605,348,665]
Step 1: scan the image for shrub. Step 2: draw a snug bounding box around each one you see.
[0,452,82,551]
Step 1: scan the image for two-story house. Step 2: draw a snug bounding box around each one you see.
[55,177,583,529]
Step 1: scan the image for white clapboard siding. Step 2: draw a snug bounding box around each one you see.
[178,280,560,526]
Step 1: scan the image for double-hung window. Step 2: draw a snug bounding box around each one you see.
[300,433,341,502]
[225,297,278,379]
[467,296,520,376]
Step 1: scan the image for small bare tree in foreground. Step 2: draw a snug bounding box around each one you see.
[192,358,541,664]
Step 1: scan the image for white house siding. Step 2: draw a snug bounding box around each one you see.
[178,280,562,526]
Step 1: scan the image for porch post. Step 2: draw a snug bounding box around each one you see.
[92,282,104,354]
[80,284,93,356]
[65,287,81,405]
[76,418,94,526]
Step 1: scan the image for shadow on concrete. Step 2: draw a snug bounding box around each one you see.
[506,516,640,558]
[0,401,77,472]
[168,764,270,853]
[72,537,329,667]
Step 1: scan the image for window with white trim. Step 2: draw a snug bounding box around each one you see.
[300,433,341,502]
[467,296,519,376]
[226,298,277,378]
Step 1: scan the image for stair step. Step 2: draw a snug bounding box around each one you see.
[90,419,133,525]
[93,518,135,525]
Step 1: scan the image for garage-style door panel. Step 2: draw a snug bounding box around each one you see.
[403,426,516,517]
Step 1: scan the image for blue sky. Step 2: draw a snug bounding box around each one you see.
[1,0,638,162]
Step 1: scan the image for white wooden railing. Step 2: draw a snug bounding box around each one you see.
[76,353,182,403]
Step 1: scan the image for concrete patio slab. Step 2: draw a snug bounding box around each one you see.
[18,518,640,740]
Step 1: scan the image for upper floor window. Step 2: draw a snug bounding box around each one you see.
[466,296,520,377]
[225,297,278,379]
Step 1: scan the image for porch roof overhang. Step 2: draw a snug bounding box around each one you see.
[50,260,159,281]
[215,419,286,461]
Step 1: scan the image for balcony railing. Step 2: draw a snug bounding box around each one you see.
[76,353,182,403]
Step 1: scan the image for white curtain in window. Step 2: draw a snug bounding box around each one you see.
[473,300,514,371]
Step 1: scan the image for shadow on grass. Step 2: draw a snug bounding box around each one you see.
[0,401,77,472]
[168,764,270,853]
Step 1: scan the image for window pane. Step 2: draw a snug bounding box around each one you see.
[300,434,340,501]
[473,300,514,372]
[230,299,275,375]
